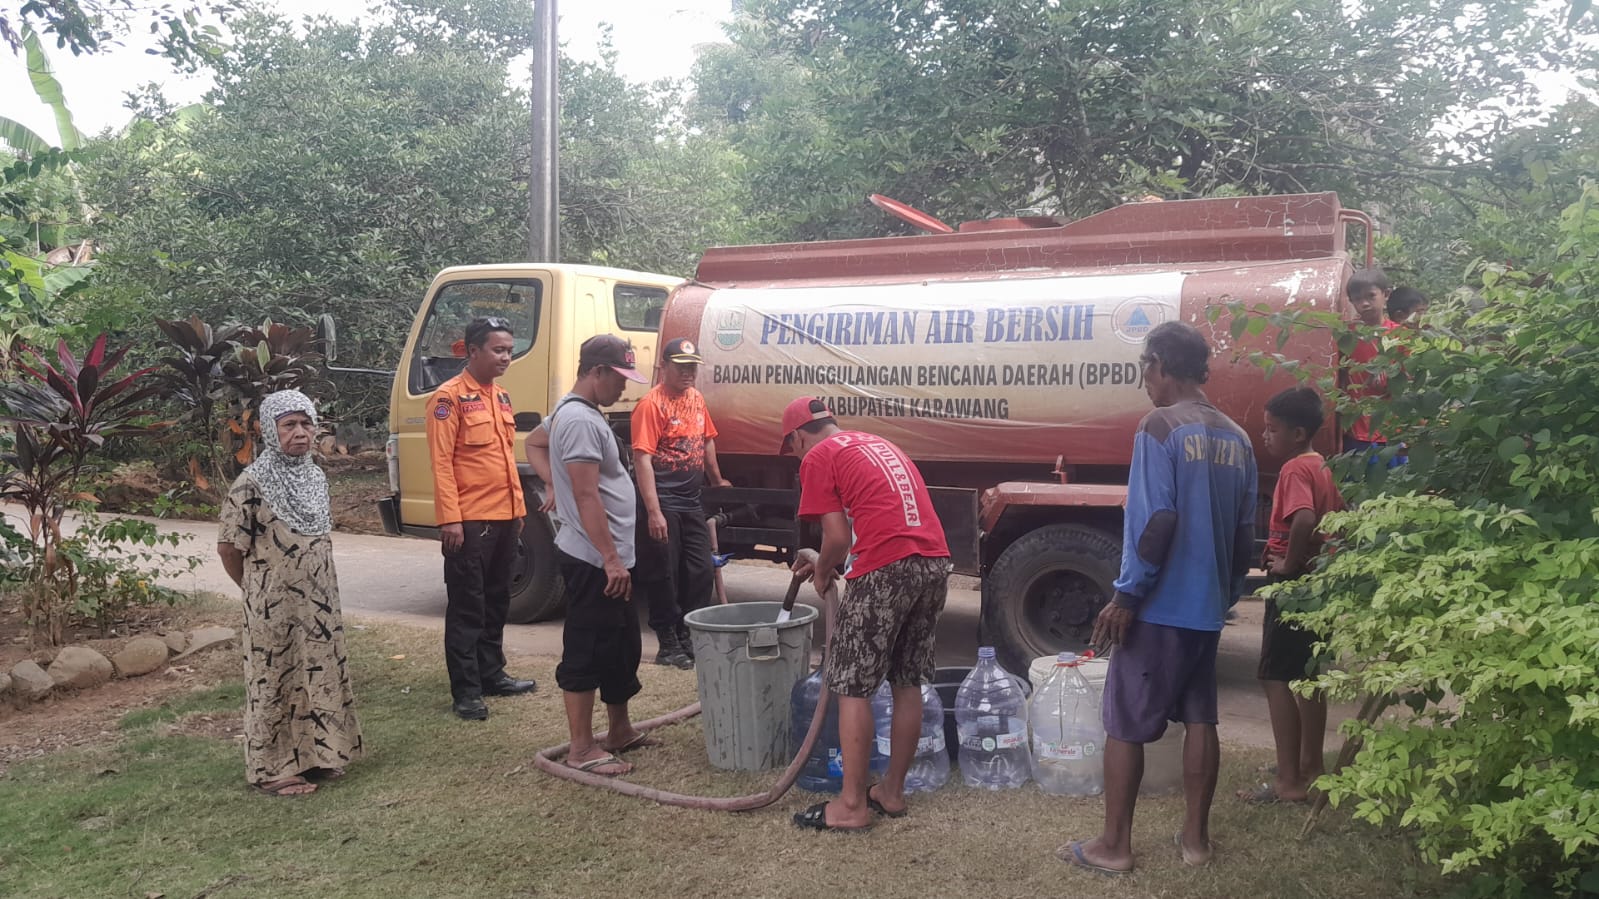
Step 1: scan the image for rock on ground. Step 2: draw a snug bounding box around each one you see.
[10,659,56,700]
[174,626,238,660]
[112,637,171,678]
[48,646,115,690]
[159,630,188,655]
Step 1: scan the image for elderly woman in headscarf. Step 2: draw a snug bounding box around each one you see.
[217,389,363,796]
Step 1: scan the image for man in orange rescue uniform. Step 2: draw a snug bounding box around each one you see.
[427,317,539,721]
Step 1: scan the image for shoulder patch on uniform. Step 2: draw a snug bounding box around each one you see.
[434,402,451,420]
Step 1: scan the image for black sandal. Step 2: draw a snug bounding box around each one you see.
[866,786,907,819]
[792,802,872,832]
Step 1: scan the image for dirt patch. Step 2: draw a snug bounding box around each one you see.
[0,593,241,776]
[0,641,237,776]
[325,454,390,535]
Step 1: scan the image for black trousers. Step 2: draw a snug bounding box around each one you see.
[443,518,519,699]
[635,505,714,634]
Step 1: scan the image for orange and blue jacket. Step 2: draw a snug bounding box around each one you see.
[425,371,525,525]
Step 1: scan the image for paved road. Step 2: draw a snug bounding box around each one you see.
[12,507,1357,752]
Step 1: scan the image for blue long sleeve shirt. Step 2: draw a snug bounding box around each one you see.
[1113,399,1258,633]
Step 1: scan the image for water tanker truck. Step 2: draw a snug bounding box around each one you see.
[377,191,1370,675]
[661,191,1367,674]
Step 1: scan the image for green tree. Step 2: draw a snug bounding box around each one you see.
[698,0,1596,239]
[1237,183,1599,893]
[78,1,751,424]
[1,0,231,69]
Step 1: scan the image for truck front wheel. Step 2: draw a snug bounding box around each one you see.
[980,523,1121,676]
[506,512,566,624]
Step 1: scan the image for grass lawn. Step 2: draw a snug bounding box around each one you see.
[0,620,1443,899]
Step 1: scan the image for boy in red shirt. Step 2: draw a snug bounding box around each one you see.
[1339,268,1402,457]
[1241,386,1345,804]
[782,397,951,832]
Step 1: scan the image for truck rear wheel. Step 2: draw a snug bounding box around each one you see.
[506,511,566,624]
[980,523,1120,676]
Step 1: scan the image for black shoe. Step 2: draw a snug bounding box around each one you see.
[676,623,695,660]
[654,629,695,670]
[483,676,538,696]
[453,696,489,720]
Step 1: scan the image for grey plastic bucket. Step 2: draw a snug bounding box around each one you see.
[684,601,819,771]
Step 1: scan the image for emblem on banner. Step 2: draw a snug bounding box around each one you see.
[1111,298,1170,344]
[714,309,746,351]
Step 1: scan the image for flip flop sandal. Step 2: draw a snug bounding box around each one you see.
[251,777,317,797]
[608,733,663,753]
[1055,841,1130,876]
[792,802,872,832]
[567,754,631,777]
[1237,782,1306,805]
[1174,831,1214,867]
[866,788,907,819]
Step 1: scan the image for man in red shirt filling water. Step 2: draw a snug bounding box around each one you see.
[782,397,952,832]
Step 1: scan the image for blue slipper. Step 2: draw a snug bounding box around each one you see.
[1055,840,1131,876]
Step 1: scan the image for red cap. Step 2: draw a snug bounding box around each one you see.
[779,396,833,454]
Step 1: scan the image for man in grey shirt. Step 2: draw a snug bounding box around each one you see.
[525,335,659,776]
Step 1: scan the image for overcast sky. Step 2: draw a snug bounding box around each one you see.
[0,0,733,142]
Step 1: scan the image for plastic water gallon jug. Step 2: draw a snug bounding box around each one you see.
[954,647,1030,790]
[870,681,951,793]
[790,663,843,793]
[1027,653,1106,796]
[1029,652,1184,795]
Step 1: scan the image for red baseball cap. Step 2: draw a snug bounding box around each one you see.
[779,396,833,454]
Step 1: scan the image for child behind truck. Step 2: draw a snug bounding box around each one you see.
[1240,386,1345,805]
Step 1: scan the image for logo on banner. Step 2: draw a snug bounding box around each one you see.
[714,309,746,351]
[1112,298,1170,344]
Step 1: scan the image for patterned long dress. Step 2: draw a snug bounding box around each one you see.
[219,474,363,784]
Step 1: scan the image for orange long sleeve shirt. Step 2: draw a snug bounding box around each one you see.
[425,371,525,525]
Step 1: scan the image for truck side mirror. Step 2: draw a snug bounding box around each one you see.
[317,313,338,363]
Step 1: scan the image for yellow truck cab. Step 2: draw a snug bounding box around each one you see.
[377,263,683,622]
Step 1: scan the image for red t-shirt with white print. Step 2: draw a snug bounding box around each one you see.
[796,431,949,578]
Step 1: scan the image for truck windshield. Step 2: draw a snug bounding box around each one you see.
[614,283,668,332]
[409,278,542,395]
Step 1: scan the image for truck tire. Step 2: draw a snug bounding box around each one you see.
[980,523,1121,676]
[506,512,566,624]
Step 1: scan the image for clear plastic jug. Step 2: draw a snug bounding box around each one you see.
[870,681,951,793]
[1027,652,1106,796]
[954,647,1030,790]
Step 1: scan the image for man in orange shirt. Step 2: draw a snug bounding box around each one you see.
[426,317,538,720]
[631,338,731,668]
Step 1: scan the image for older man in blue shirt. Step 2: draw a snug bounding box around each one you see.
[1060,321,1257,876]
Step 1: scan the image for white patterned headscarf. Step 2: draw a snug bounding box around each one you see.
[246,390,332,535]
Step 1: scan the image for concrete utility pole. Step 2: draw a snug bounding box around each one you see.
[528,0,559,262]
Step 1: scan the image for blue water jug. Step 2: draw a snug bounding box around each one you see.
[791,663,843,793]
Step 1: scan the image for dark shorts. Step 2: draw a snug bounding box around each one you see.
[1258,595,1324,683]
[1101,620,1220,744]
[554,552,642,705]
[824,555,951,699]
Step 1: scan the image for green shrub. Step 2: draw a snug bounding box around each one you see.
[1249,182,1599,894]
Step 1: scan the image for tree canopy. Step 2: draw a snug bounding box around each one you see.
[692,0,1597,239]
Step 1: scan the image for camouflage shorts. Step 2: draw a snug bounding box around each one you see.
[825,555,952,699]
